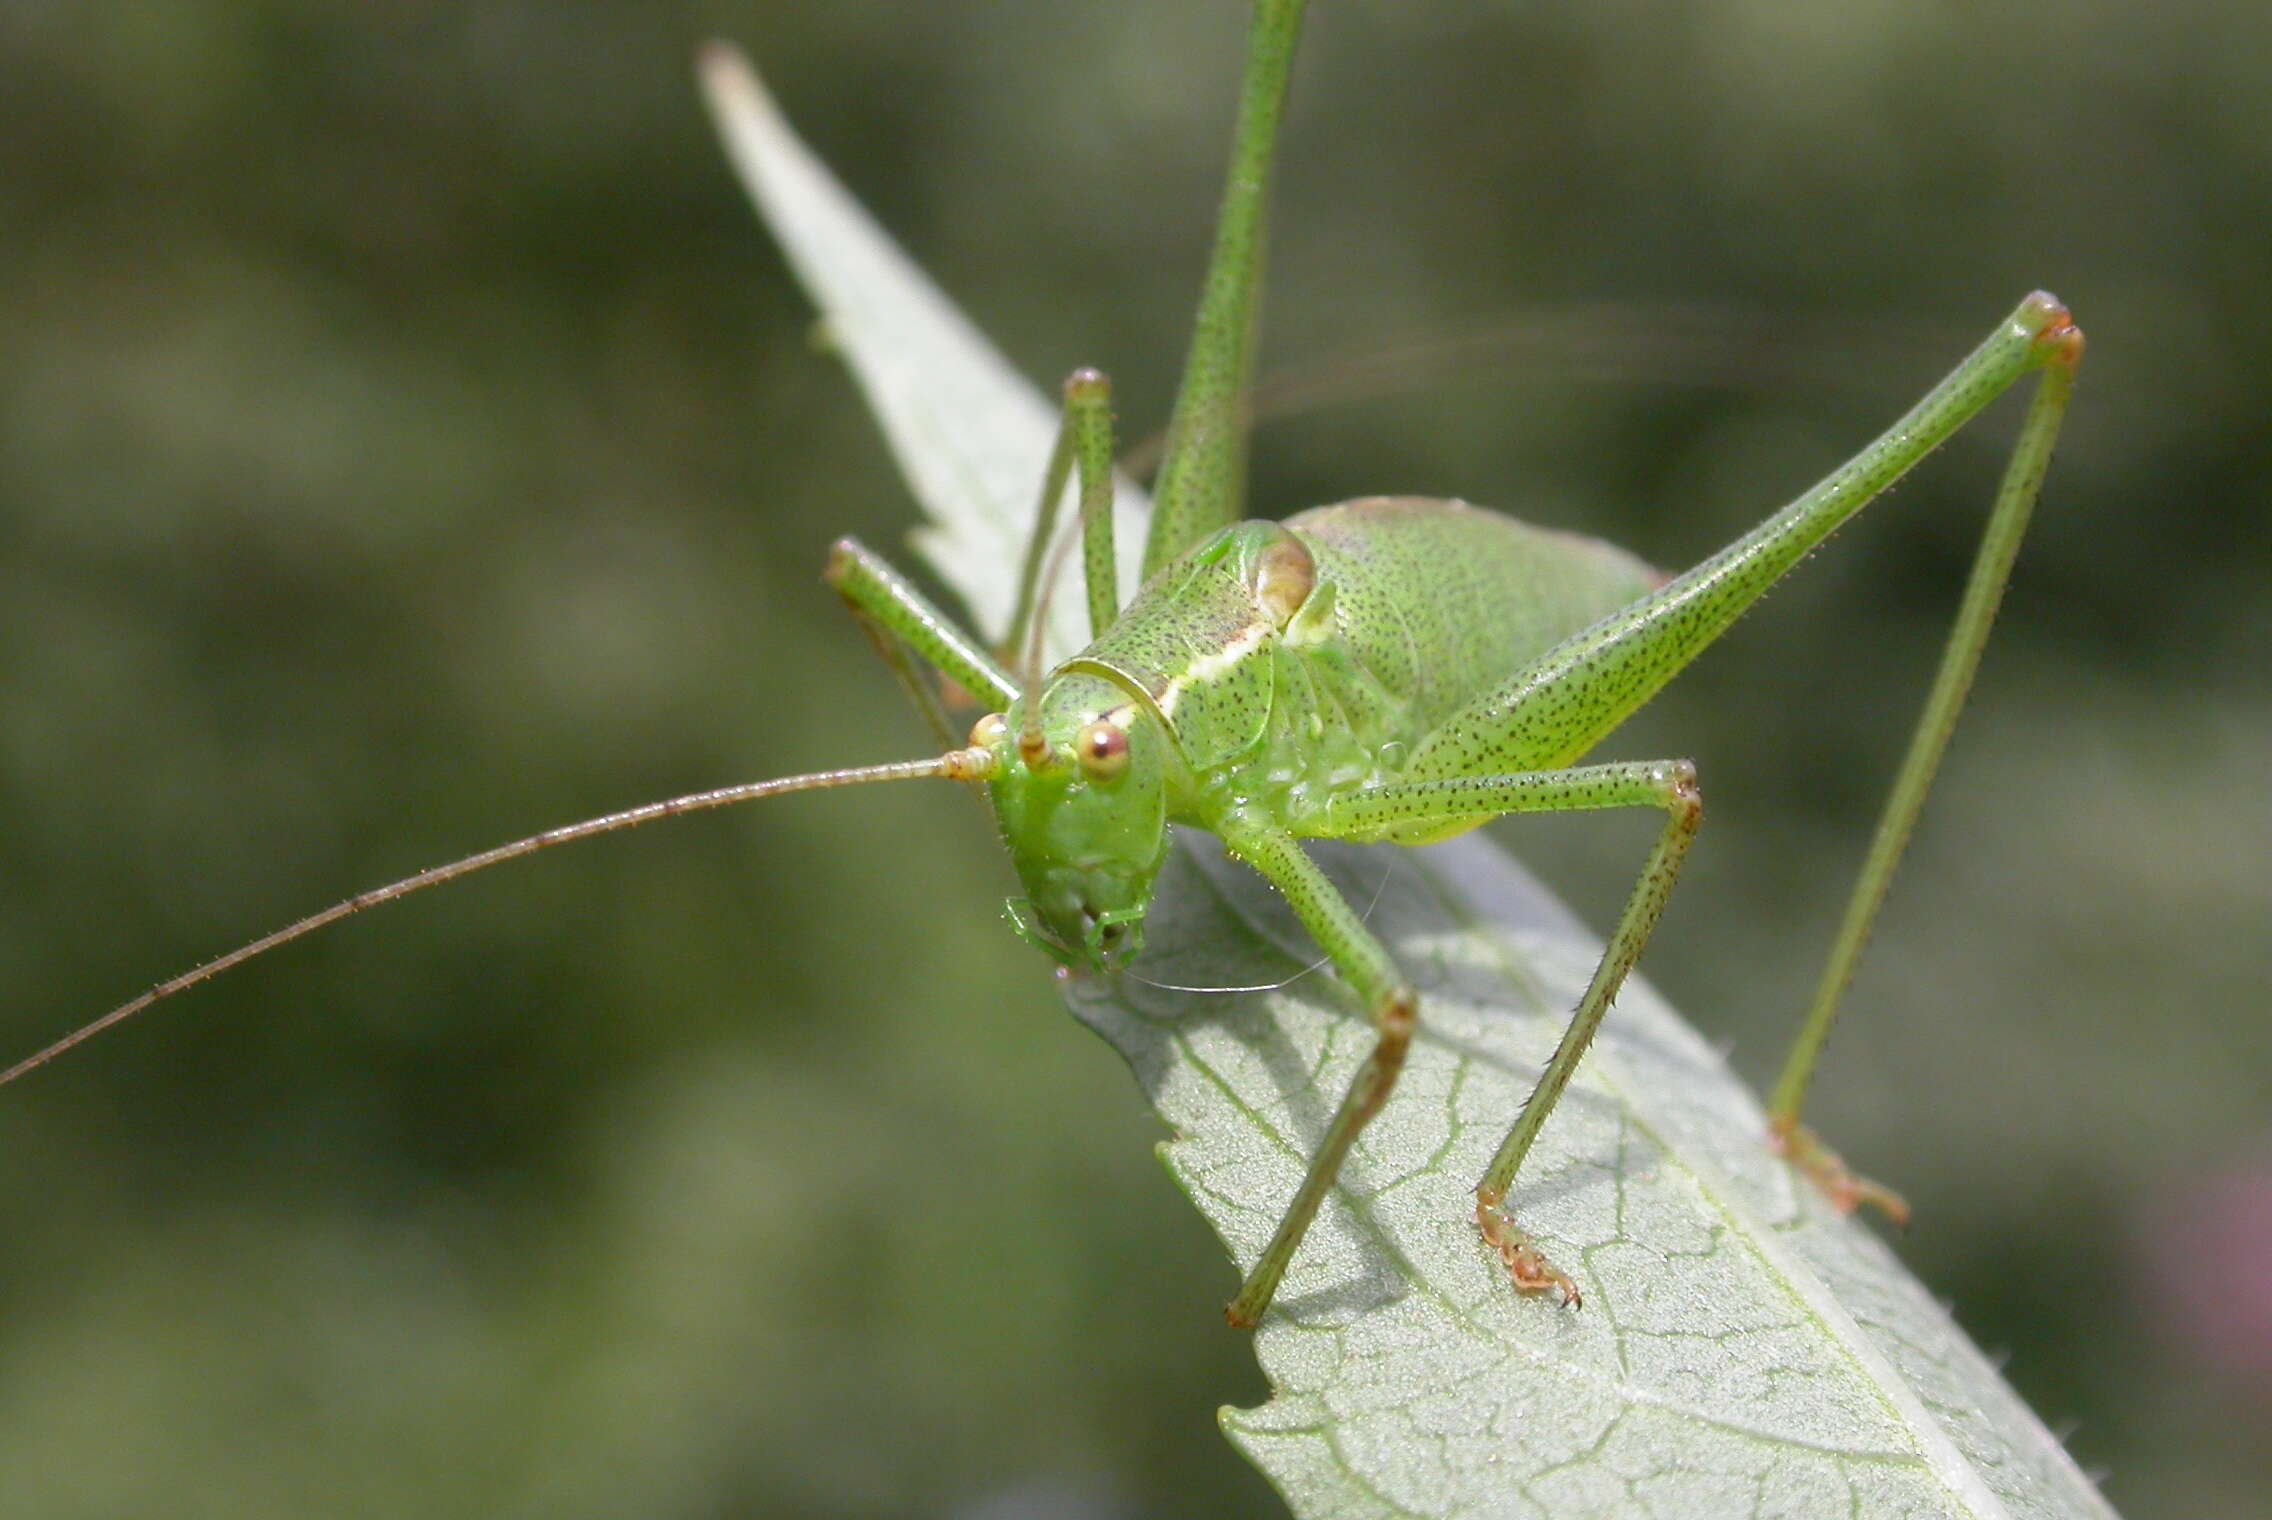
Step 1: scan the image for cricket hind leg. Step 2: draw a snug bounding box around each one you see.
[1771,1123,1911,1226]
[1323,761,1704,1308]
[1765,309,2084,1223]
[1394,295,2082,791]
[1383,295,2081,1223]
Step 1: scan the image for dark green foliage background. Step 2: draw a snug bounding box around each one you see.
[1,3,2265,1516]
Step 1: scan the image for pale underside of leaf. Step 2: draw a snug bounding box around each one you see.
[700,42,2120,1520]
[1079,837,2115,1520]
[699,43,1148,666]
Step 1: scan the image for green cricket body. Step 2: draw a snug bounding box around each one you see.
[9,1,2087,1335]
[987,499,1660,972]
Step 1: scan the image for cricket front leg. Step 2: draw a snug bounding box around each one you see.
[1216,818,1417,1330]
[1326,761,1704,1309]
[1001,367,1124,664]
[826,537,1020,730]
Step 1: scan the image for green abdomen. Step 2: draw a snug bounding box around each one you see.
[1286,497,1662,739]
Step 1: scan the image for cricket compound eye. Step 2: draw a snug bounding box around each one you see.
[969,713,1009,749]
[1252,530,1316,629]
[1075,719,1130,781]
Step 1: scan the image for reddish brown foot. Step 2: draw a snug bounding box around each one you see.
[1476,1194,1581,1308]
[1769,1116,1911,1229]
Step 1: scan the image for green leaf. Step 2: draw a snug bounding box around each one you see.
[700,44,2121,1520]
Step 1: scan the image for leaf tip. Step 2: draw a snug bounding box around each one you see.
[695,40,774,127]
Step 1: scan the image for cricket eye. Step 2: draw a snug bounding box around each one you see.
[970,713,1009,748]
[1252,531,1316,628]
[1076,719,1130,781]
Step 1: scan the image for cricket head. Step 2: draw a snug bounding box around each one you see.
[975,671,1172,974]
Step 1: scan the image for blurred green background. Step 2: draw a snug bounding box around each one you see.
[1,2,2266,1516]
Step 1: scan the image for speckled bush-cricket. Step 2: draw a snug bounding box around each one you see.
[2,0,2082,1329]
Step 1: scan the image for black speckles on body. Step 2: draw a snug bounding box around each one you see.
[1397,305,2052,785]
[1286,497,1660,737]
[1062,498,1663,832]
[1063,289,2049,840]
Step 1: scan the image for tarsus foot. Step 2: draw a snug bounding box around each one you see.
[1476,1194,1581,1308]
[1769,1117,1911,1228]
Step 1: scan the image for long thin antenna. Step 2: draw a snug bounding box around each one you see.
[3,750,994,1088]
